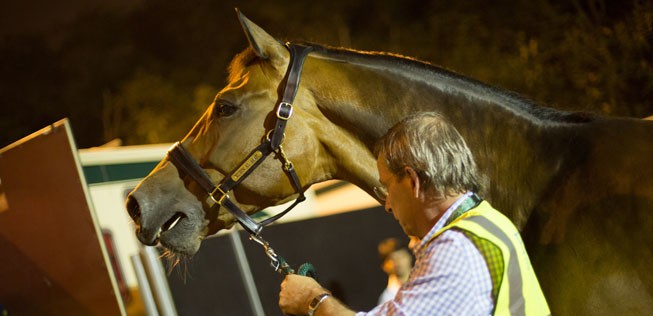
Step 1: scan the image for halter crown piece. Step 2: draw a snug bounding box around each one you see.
[167,43,314,276]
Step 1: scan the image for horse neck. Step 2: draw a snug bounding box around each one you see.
[304,51,576,227]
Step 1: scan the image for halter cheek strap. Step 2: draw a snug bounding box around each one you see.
[270,43,313,150]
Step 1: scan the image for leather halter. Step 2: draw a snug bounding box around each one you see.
[167,43,313,236]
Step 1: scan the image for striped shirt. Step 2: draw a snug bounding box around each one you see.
[357,192,494,316]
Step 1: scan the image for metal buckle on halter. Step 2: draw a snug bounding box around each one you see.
[209,186,229,205]
[276,102,293,120]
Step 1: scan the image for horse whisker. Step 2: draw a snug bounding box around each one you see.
[160,249,192,283]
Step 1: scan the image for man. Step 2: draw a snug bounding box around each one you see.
[376,238,412,305]
[279,112,550,315]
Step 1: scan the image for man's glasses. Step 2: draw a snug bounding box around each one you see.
[373,186,388,202]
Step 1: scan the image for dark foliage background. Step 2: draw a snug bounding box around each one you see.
[1,0,651,148]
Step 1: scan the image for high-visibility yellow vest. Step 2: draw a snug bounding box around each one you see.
[431,201,551,316]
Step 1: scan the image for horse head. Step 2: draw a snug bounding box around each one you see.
[126,11,379,256]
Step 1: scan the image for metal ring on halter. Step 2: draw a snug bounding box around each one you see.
[267,248,281,271]
[277,145,294,171]
[266,129,285,143]
[209,186,229,205]
[249,234,267,247]
[250,234,282,271]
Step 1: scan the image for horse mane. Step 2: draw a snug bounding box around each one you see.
[303,41,598,124]
[229,40,598,124]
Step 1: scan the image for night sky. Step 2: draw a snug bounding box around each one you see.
[0,0,140,37]
[1,0,651,148]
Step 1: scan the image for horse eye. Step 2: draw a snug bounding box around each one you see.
[214,102,237,117]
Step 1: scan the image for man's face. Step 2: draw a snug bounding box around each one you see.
[377,154,418,237]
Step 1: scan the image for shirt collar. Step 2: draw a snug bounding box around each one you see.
[411,191,473,255]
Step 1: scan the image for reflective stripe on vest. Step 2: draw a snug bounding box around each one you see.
[464,215,525,315]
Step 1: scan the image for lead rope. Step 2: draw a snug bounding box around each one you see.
[249,233,317,279]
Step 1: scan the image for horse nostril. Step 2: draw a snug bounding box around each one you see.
[126,195,141,222]
[135,227,159,246]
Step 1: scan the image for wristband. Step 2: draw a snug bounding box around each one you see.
[307,293,331,316]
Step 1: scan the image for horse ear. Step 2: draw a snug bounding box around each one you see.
[236,9,288,68]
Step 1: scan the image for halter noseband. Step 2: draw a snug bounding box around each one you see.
[167,43,313,237]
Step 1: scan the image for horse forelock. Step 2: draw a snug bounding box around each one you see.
[227,47,259,83]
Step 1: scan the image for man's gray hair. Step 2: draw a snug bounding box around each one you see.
[377,112,480,197]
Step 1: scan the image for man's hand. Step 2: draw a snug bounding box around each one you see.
[279,274,327,315]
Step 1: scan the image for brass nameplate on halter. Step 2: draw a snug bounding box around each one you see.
[231,150,264,182]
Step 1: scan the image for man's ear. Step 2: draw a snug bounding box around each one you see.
[236,9,289,71]
[404,166,421,198]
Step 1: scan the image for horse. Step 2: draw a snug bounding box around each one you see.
[126,11,653,315]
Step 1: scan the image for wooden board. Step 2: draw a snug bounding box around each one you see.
[0,119,124,315]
